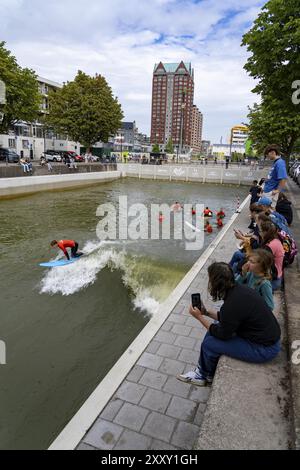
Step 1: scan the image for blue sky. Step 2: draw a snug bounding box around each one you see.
[0,0,266,143]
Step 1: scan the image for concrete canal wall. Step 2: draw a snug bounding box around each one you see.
[0,170,121,198]
[118,163,266,186]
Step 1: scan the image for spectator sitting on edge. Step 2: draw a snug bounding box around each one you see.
[177,262,281,387]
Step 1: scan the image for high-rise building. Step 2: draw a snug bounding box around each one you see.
[191,105,203,155]
[230,125,249,146]
[151,62,194,153]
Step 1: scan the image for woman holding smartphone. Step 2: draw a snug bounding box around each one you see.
[177,262,281,387]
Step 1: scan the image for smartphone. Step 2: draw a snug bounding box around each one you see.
[191,293,201,309]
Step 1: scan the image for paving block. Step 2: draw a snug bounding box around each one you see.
[189,385,211,403]
[141,412,177,442]
[178,348,198,364]
[190,327,206,339]
[115,429,152,450]
[171,421,200,450]
[137,352,164,371]
[156,343,181,360]
[146,341,161,354]
[171,324,192,337]
[159,358,186,376]
[155,330,177,345]
[166,396,198,422]
[174,335,197,350]
[139,369,169,390]
[101,399,124,421]
[171,305,186,316]
[140,388,172,414]
[163,376,191,399]
[185,316,203,328]
[83,419,123,450]
[77,443,98,450]
[115,381,147,405]
[193,403,207,426]
[161,321,174,332]
[114,403,149,432]
[126,365,145,383]
[150,440,179,450]
[168,313,187,324]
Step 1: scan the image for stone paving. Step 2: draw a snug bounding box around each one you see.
[77,202,250,451]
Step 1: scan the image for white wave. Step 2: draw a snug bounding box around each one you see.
[133,291,160,317]
[39,240,161,317]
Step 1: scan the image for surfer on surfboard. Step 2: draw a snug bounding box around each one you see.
[50,240,83,260]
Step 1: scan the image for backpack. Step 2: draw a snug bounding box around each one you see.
[277,230,298,267]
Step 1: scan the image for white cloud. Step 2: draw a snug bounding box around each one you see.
[1,0,265,142]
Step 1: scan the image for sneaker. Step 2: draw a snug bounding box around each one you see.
[177,368,210,387]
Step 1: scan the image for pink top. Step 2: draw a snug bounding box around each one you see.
[267,239,284,279]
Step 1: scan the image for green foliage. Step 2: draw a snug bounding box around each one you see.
[165,138,174,154]
[242,0,300,157]
[247,101,300,158]
[0,41,41,133]
[152,143,160,153]
[46,71,123,149]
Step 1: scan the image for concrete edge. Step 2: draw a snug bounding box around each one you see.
[283,184,300,450]
[48,194,251,450]
[0,171,121,198]
[284,263,300,450]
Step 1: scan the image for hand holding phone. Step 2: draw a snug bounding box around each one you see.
[191,293,202,310]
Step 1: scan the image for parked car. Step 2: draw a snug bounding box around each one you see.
[289,161,300,177]
[59,151,84,162]
[42,151,62,162]
[293,164,300,182]
[0,148,20,163]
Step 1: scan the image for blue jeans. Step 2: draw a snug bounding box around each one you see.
[198,332,281,379]
[229,250,245,274]
[271,277,282,291]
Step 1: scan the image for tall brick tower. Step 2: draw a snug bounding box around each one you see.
[151,62,194,153]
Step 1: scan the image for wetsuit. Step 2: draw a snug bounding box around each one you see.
[204,209,213,217]
[57,240,79,260]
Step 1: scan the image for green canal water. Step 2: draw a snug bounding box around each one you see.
[0,179,247,449]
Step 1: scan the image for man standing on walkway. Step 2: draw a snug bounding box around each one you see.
[262,144,288,207]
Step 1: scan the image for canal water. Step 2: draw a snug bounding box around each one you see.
[0,179,247,449]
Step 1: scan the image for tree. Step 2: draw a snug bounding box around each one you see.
[0,42,41,133]
[247,101,300,158]
[242,0,300,158]
[152,143,160,153]
[165,138,174,154]
[46,71,123,150]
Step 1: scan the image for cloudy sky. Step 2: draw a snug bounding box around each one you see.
[0,0,265,143]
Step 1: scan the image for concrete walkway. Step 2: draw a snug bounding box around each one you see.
[74,198,290,451]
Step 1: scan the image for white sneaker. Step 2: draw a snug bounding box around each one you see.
[177,368,211,387]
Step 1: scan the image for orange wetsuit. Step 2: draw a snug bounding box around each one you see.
[57,240,76,258]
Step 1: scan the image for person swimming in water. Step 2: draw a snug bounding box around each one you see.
[203,207,213,218]
[172,202,182,212]
[50,240,83,260]
[205,221,213,233]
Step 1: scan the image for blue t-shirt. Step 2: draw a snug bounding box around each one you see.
[264,158,288,193]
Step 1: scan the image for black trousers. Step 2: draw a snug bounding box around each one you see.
[71,242,79,258]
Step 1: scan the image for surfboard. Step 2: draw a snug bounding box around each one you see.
[39,254,84,268]
[185,221,202,233]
